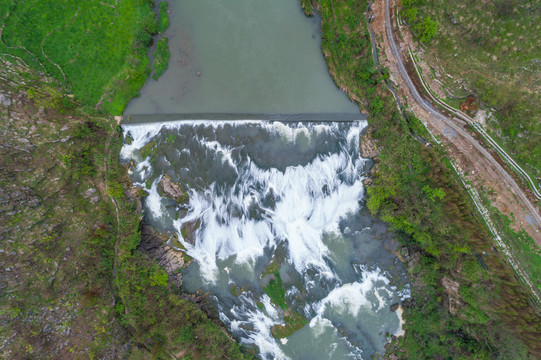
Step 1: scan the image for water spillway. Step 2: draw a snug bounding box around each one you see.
[121,0,409,358]
[123,113,366,124]
[121,120,409,359]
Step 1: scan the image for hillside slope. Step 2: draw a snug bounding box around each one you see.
[400,0,540,184]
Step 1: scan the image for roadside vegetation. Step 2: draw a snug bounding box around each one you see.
[401,0,438,42]
[306,0,541,358]
[400,0,541,186]
[479,189,541,295]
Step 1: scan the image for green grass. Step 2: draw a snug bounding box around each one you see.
[140,140,157,158]
[300,0,315,16]
[158,2,170,33]
[260,257,308,339]
[261,259,281,278]
[263,272,287,310]
[152,37,170,80]
[271,311,308,339]
[0,0,157,114]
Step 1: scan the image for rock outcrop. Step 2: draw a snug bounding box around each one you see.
[360,129,380,159]
[441,276,463,315]
[158,174,188,203]
[181,219,201,245]
[139,223,190,286]
[0,92,12,107]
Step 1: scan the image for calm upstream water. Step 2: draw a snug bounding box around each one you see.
[124,0,359,115]
[121,0,409,359]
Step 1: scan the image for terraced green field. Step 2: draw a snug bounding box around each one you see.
[0,0,157,114]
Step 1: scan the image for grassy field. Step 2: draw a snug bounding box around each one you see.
[307,0,541,358]
[401,0,541,185]
[0,0,157,114]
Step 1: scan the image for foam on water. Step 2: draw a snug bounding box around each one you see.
[124,120,366,283]
[121,120,409,359]
[227,295,289,359]
[312,266,392,320]
[146,178,164,220]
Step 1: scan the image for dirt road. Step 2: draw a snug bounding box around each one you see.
[368,0,541,299]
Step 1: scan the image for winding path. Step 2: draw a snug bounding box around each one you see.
[406,47,541,201]
[369,0,541,304]
[381,0,541,231]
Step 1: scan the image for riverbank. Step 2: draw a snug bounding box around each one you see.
[0,59,250,359]
[308,0,541,358]
[0,1,251,357]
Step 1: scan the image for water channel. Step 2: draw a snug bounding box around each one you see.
[121,1,410,359]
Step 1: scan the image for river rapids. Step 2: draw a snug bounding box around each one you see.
[120,120,410,359]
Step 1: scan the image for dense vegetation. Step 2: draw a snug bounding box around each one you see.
[304,0,541,358]
[152,37,171,80]
[400,0,541,185]
[157,1,170,33]
[0,0,158,114]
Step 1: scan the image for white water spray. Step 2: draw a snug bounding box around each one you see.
[121,120,409,359]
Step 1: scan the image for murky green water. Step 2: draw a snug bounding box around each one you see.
[125,0,359,115]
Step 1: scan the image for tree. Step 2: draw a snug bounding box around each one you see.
[415,16,438,42]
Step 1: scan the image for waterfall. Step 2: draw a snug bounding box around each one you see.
[121,120,410,359]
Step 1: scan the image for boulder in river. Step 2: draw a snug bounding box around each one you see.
[158,174,188,203]
[181,219,201,245]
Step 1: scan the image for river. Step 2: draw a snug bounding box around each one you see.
[121,1,409,359]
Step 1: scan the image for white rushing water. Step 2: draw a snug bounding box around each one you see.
[121,120,410,359]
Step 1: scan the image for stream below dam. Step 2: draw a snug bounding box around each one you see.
[121,0,410,359]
